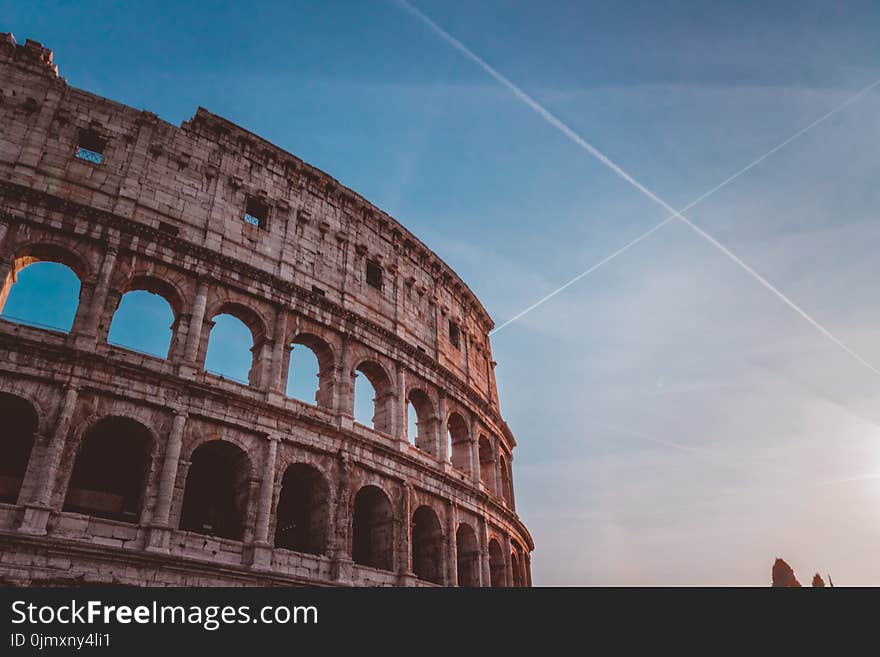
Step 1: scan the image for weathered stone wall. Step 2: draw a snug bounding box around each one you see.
[0,34,532,587]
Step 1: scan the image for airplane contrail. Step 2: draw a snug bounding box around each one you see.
[489,77,880,334]
[396,0,880,377]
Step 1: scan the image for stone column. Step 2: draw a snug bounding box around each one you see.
[479,516,491,587]
[331,451,353,582]
[503,534,513,587]
[19,385,78,535]
[251,435,279,569]
[491,436,501,497]
[181,279,209,366]
[395,362,407,443]
[436,393,448,461]
[447,503,458,587]
[525,553,533,587]
[507,453,516,511]
[396,480,413,584]
[335,336,354,429]
[72,244,117,345]
[268,308,288,397]
[0,218,20,312]
[468,416,479,483]
[146,411,187,552]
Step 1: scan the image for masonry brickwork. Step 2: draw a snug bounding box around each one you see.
[0,35,533,586]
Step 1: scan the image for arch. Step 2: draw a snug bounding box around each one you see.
[209,301,268,343]
[107,289,176,358]
[406,388,436,453]
[456,523,479,588]
[204,313,256,385]
[286,333,335,408]
[179,439,251,540]
[62,416,154,523]
[447,412,471,472]
[511,551,522,587]
[1,254,82,332]
[274,463,330,555]
[117,273,186,320]
[478,435,494,493]
[353,360,393,434]
[488,538,506,587]
[411,505,444,584]
[351,484,393,571]
[0,393,38,504]
[499,452,512,506]
[511,540,527,587]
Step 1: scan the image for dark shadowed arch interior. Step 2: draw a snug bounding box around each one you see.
[1,259,82,332]
[406,389,436,453]
[478,435,494,492]
[489,538,506,587]
[456,523,480,587]
[286,333,335,408]
[411,505,444,584]
[180,440,251,540]
[353,361,393,433]
[275,463,329,555]
[447,412,470,472]
[63,417,153,523]
[352,485,393,570]
[0,393,38,504]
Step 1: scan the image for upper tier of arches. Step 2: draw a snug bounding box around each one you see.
[0,233,517,511]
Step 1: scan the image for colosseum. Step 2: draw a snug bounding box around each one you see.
[0,35,533,587]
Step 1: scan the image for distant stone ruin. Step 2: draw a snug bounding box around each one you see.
[771,558,832,587]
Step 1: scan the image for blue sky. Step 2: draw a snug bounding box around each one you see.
[4,0,880,584]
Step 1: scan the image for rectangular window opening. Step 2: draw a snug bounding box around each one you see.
[449,320,461,349]
[75,128,106,164]
[244,196,269,229]
[366,259,383,290]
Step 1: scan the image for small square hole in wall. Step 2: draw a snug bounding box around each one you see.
[366,258,383,290]
[75,128,106,164]
[244,196,268,229]
[449,320,461,349]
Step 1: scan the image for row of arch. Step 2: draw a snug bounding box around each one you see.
[0,243,515,507]
[0,392,529,586]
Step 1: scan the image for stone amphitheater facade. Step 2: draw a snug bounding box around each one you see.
[0,35,533,586]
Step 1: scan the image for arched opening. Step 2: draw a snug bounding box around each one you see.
[447,413,470,472]
[1,259,81,332]
[274,463,329,555]
[456,523,479,587]
[351,485,393,571]
[406,389,436,453]
[63,417,153,523]
[511,541,526,587]
[0,393,38,504]
[406,402,418,446]
[353,361,392,433]
[107,290,176,358]
[488,538,506,587]
[499,453,512,506]
[180,440,251,540]
[511,552,522,587]
[411,505,443,584]
[478,435,494,492]
[285,334,334,408]
[204,313,255,385]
